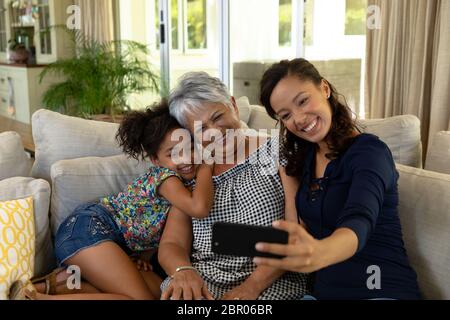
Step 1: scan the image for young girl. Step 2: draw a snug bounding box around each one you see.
[20,101,214,300]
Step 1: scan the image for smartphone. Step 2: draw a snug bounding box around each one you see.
[212,222,288,259]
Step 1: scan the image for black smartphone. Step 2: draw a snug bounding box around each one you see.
[212,222,288,259]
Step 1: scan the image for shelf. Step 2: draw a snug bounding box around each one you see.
[11,23,35,28]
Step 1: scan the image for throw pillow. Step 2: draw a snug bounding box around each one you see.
[0,197,35,300]
[0,132,31,181]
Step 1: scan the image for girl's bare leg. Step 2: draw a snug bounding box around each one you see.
[34,242,159,300]
[140,270,162,298]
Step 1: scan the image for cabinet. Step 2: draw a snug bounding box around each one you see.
[0,64,57,124]
[0,0,73,64]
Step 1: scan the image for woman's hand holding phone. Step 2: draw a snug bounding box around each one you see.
[253,220,327,273]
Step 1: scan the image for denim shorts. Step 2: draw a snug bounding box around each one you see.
[54,202,131,267]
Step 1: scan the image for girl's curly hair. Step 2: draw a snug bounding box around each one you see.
[260,58,360,179]
[116,100,181,161]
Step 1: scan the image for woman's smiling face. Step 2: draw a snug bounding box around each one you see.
[184,101,242,154]
[270,75,332,144]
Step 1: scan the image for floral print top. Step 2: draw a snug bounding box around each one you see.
[100,167,181,252]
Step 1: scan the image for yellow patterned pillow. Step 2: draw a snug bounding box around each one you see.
[0,197,35,300]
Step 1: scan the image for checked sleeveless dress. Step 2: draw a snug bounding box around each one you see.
[161,137,309,300]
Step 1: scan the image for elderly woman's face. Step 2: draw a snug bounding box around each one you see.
[184,102,241,150]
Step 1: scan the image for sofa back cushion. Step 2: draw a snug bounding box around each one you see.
[50,155,152,235]
[360,116,422,168]
[425,131,450,174]
[396,164,450,299]
[0,132,31,180]
[0,177,54,278]
[31,110,122,182]
[247,105,278,131]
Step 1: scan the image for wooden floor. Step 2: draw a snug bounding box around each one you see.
[0,115,35,155]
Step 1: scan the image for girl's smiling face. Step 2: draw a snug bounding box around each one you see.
[270,76,332,145]
[151,128,198,180]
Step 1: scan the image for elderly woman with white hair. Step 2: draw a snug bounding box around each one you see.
[158,72,309,300]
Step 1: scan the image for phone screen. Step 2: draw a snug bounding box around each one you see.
[212,222,288,259]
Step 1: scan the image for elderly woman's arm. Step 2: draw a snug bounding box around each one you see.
[158,206,214,300]
[221,266,285,300]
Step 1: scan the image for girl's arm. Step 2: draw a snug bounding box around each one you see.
[158,164,214,219]
[279,167,300,223]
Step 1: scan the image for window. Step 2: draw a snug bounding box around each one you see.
[186,0,207,49]
[279,0,292,47]
[345,0,368,35]
[155,0,207,51]
[304,0,314,46]
[171,0,180,49]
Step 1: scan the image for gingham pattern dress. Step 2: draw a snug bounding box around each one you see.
[161,137,309,300]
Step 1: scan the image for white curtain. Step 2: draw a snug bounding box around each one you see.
[365,0,450,153]
[74,0,115,43]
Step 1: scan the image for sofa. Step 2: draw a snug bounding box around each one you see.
[0,132,55,279]
[1,99,449,299]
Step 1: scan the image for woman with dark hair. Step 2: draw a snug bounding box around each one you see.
[255,58,421,300]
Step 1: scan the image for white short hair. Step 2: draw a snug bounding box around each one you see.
[169,72,232,127]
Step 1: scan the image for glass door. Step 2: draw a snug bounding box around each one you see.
[168,0,221,88]
[303,0,367,117]
[118,0,162,108]
[229,0,300,105]
[118,0,222,108]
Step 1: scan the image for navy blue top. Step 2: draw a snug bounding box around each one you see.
[296,134,421,300]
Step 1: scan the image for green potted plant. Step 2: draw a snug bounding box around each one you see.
[39,30,159,121]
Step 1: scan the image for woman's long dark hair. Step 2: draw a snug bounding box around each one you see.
[260,58,360,179]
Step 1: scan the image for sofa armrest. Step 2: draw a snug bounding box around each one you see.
[50,154,152,235]
[425,131,450,174]
[0,177,54,278]
[396,164,450,299]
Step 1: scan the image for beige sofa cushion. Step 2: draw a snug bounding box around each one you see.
[50,155,152,235]
[236,96,252,124]
[360,116,422,168]
[247,105,278,130]
[397,164,450,299]
[31,110,122,182]
[425,131,450,174]
[0,132,32,180]
[0,177,54,278]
